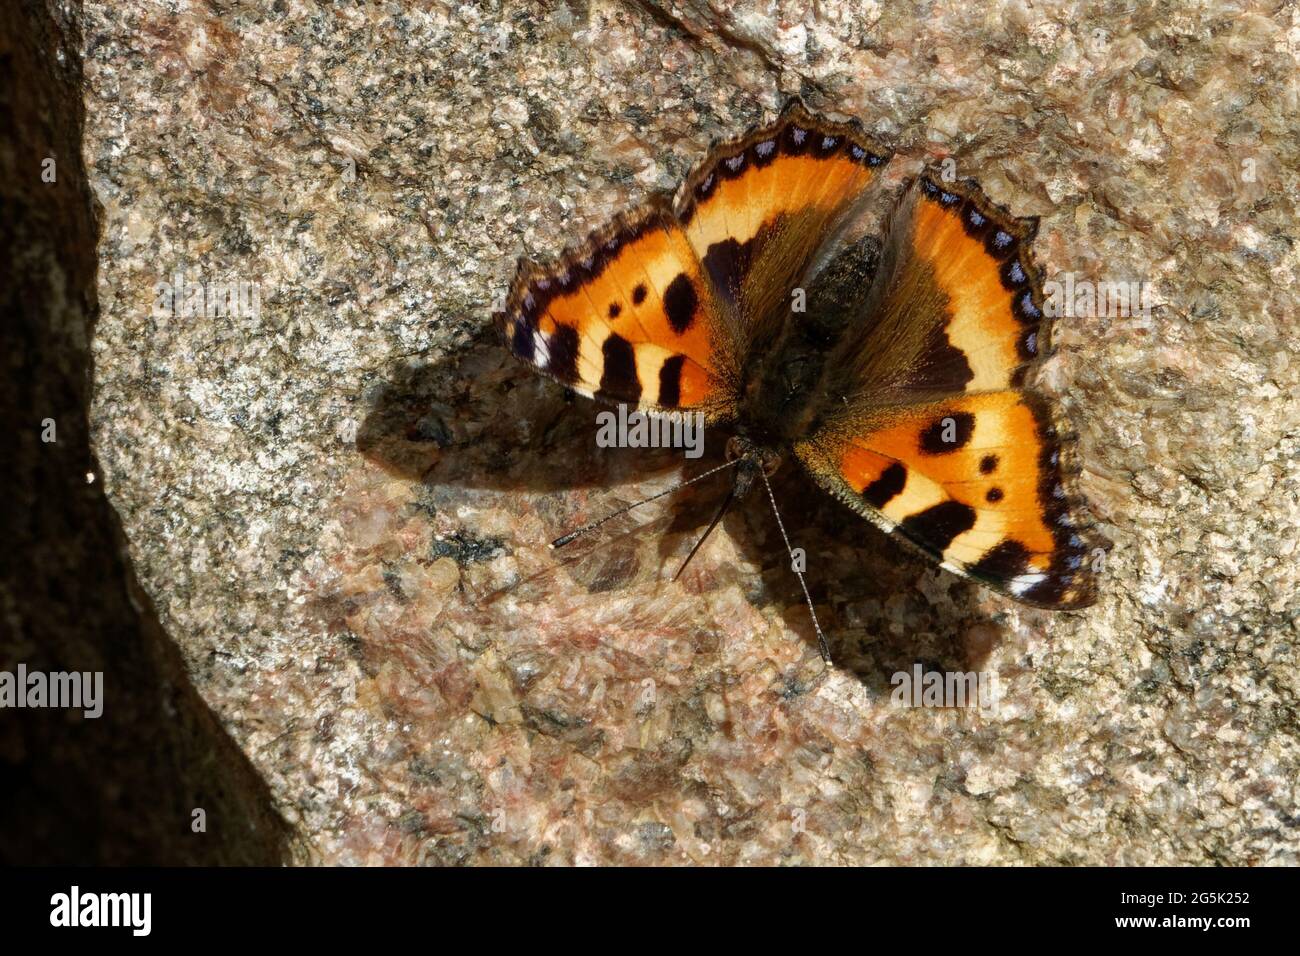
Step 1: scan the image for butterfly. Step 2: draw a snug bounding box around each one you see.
[494,99,1110,661]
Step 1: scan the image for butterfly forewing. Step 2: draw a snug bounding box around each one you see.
[496,204,727,417]
[496,101,891,423]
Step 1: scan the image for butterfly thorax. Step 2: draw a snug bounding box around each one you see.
[729,228,883,451]
[725,290,860,493]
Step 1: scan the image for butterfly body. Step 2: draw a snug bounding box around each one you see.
[735,313,837,448]
[496,100,1110,621]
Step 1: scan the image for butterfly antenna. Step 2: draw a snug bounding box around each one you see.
[551,458,739,549]
[672,486,735,581]
[759,469,832,664]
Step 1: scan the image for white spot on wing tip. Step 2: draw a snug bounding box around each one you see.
[533,330,551,370]
[1009,573,1047,596]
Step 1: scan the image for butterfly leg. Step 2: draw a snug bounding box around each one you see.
[758,469,832,664]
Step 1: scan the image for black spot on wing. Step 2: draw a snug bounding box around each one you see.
[960,201,990,239]
[632,284,647,305]
[1015,289,1043,324]
[752,138,778,167]
[985,225,1020,260]
[720,151,747,179]
[907,323,974,391]
[919,411,975,454]
[510,320,534,363]
[694,171,717,202]
[814,133,841,156]
[899,501,976,554]
[980,454,999,474]
[782,122,811,156]
[1017,327,1039,360]
[597,333,640,404]
[999,258,1030,293]
[969,540,1031,582]
[548,324,580,385]
[663,274,699,335]
[658,354,685,407]
[863,462,906,510]
[702,236,755,306]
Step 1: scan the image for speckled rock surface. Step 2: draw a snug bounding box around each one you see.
[87,0,1298,864]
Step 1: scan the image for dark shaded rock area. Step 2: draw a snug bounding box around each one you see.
[0,0,292,865]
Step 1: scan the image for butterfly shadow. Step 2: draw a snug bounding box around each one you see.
[356,330,1009,690]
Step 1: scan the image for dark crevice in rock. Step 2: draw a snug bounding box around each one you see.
[0,0,293,864]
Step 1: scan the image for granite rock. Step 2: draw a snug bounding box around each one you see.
[86,0,1298,863]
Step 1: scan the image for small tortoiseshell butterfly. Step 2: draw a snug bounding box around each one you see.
[495,100,1110,660]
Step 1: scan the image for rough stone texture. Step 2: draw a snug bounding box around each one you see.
[85,0,1298,864]
[1,0,291,865]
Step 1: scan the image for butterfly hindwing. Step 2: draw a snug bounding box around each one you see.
[797,391,1107,608]
[816,172,1046,404]
[799,172,1109,608]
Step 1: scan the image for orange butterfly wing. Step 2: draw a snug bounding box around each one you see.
[495,102,889,420]
[798,173,1109,608]
[497,205,720,414]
